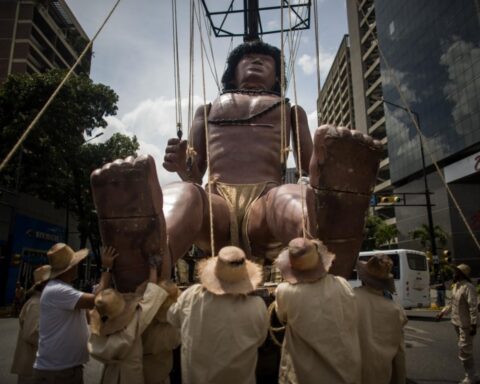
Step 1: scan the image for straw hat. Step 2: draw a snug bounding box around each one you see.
[27,265,52,294]
[357,254,395,292]
[198,246,263,295]
[275,238,335,284]
[90,289,141,336]
[455,263,471,281]
[47,243,89,279]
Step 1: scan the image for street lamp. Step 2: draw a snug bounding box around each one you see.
[379,98,438,267]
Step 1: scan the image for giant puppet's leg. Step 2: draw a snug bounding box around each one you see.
[248,125,382,278]
[91,155,230,292]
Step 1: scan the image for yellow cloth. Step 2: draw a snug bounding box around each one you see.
[89,283,168,384]
[442,280,478,327]
[354,286,408,384]
[215,182,266,254]
[167,284,269,384]
[11,292,40,377]
[142,305,180,384]
[275,275,361,384]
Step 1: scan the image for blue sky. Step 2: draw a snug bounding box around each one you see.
[65,0,348,183]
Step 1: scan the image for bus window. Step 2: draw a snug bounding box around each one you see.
[386,254,400,279]
[407,253,428,271]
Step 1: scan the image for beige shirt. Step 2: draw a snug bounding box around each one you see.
[89,283,168,384]
[11,292,40,376]
[275,275,361,384]
[442,280,478,328]
[354,286,408,384]
[167,284,269,384]
[142,305,181,384]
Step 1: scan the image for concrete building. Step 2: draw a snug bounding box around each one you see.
[341,0,480,269]
[0,0,91,83]
[318,35,355,129]
[345,0,395,225]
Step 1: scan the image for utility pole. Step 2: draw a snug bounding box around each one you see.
[381,99,438,272]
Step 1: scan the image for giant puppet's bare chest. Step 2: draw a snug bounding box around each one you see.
[208,91,288,127]
[206,91,291,184]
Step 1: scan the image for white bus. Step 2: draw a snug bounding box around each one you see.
[348,249,431,309]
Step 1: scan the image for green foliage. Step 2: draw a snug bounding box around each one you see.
[409,224,449,251]
[362,214,399,250]
[0,70,138,253]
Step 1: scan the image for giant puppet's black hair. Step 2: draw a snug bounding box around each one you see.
[221,40,285,94]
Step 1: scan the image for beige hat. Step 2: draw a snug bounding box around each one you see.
[357,254,395,292]
[455,263,471,280]
[275,238,335,284]
[90,289,141,336]
[198,246,263,295]
[27,265,52,294]
[47,243,89,279]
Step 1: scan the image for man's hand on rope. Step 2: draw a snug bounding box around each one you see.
[163,138,188,173]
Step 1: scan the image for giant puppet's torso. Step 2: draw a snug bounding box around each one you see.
[207,91,291,186]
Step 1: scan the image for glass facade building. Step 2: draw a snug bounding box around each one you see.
[375,0,480,183]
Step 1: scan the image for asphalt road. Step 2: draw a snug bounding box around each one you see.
[0,311,476,384]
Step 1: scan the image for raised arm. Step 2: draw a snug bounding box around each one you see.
[75,246,118,310]
[290,105,313,177]
[163,104,209,184]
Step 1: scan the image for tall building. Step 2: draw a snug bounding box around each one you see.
[345,0,395,225]
[318,35,355,129]
[0,0,91,83]
[343,0,480,267]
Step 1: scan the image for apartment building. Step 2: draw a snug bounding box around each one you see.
[0,0,91,83]
[318,35,355,129]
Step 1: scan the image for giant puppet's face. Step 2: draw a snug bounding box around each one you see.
[233,53,276,91]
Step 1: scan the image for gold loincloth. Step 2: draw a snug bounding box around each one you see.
[215,182,267,257]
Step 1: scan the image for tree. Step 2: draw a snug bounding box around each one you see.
[1,70,117,194]
[410,224,449,251]
[0,70,139,254]
[375,221,399,249]
[362,214,399,250]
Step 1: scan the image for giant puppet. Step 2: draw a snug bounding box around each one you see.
[91,41,382,291]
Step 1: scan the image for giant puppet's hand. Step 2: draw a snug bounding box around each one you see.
[91,155,167,292]
[163,138,188,174]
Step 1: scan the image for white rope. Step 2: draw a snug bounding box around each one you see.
[287,2,307,239]
[200,4,221,93]
[0,0,122,173]
[171,0,182,137]
[313,0,322,118]
[194,2,220,92]
[196,0,216,256]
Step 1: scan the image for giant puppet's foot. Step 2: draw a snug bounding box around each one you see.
[91,155,167,292]
[309,125,382,277]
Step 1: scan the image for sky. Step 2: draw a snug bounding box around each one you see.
[65,0,348,184]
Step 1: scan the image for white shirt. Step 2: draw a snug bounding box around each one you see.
[34,279,89,370]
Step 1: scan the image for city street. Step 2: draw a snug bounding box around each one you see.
[0,311,475,384]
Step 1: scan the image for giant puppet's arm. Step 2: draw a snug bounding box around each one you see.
[290,105,313,177]
[163,105,209,184]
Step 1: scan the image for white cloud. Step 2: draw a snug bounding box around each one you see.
[381,68,418,104]
[96,95,205,186]
[297,50,335,82]
[440,37,480,135]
